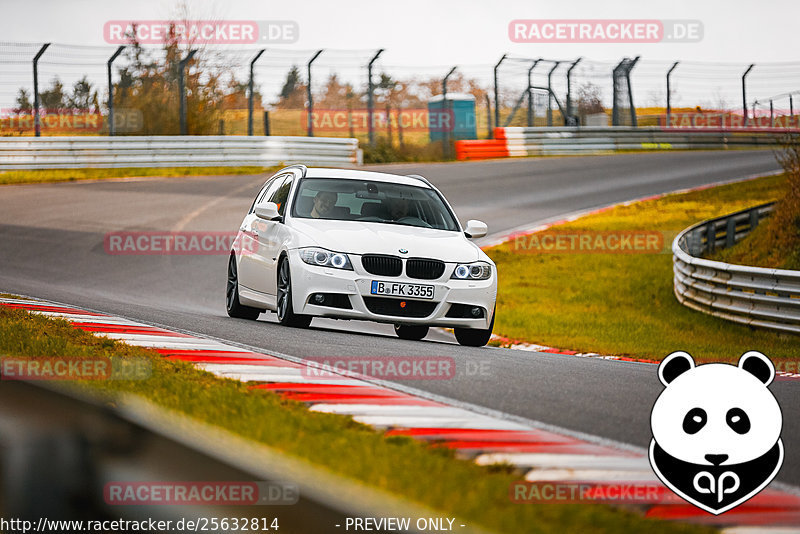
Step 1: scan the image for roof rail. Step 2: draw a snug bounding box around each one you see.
[277,164,308,177]
[406,174,433,187]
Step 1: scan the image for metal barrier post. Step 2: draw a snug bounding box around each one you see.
[565,57,581,123]
[484,94,492,138]
[547,61,560,126]
[366,49,383,147]
[742,64,755,126]
[770,100,774,127]
[666,61,679,128]
[442,66,457,159]
[493,54,506,138]
[626,56,640,127]
[306,49,323,137]
[527,59,541,127]
[726,218,736,248]
[248,49,265,136]
[178,49,197,136]
[107,46,125,136]
[32,43,51,137]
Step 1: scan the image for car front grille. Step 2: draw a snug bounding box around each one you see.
[362,297,437,318]
[361,254,403,277]
[406,258,446,280]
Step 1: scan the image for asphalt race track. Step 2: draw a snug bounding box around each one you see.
[1,149,798,486]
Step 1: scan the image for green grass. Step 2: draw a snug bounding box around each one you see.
[0,303,711,534]
[710,214,800,270]
[0,166,279,185]
[487,173,800,362]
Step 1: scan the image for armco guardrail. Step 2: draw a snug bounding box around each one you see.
[672,202,800,334]
[0,135,361,169]
[456,127,788,160]
[0,380,450,532]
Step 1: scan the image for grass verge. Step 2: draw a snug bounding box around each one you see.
[487,173,799,362]
[708,141,800,270]
[0,166,279,185]
[0,303,709,534]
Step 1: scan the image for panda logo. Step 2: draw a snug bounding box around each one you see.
[649,351,784,515]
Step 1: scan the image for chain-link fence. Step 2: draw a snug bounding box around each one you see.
[2,41,800,143]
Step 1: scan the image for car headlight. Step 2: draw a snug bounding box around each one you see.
[451,261,492,280]
[300,248,353,270]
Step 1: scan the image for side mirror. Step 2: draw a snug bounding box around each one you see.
[464,219,488,239]
[254,201,282,221]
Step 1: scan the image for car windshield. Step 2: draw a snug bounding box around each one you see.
[291,178,460,231]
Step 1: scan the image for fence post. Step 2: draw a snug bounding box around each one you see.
[626,56,640,127]
[527,59,541,127]
[367,49,383,147]
[442,66,457,159]
[770,100,774,127]
[178,49,197,136]
[547,61,560,126]
[666,61,679,128]
[493,54,507,138]
[32,43,51,137]
[306,49,323,137]
[107,46,124,136]
[263,111,270,136]
[248,49,265,136]
[612,59,623,126]
[484,94,492,138]
[742,64,755,126]
[565,57,582,123]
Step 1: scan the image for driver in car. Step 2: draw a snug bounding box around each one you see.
[387,197,410,220]
[310,191,337,218]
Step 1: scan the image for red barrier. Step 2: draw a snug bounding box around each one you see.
[454,139,509,160]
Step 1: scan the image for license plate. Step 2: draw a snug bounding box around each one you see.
[370,281,434,300]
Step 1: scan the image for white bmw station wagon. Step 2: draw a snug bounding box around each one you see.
[226,165,497,347]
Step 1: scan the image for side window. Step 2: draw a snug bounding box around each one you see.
[268,174,294,216]
[249,176,279,214]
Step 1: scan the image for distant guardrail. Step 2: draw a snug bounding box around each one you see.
[0,136,361,169]
[672,202,800,335]
[456,127,787,160]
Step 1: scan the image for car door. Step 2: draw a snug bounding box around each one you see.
[259,171,297,297]
[237,175,285,295]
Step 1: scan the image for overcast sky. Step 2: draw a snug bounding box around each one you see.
[2,0,799,65]
[1,0,799,112]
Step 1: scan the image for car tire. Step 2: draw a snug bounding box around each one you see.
[394,324,429,341]
[226,255,263,320]
[277,256,312,328]
[454,308,495,347]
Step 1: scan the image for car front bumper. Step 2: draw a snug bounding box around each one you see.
[289,250,496,330]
